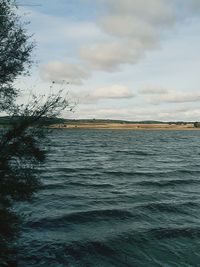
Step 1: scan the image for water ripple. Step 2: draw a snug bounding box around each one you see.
[16,129,200,266]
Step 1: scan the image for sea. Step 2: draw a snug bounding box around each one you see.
[15,129,200,266]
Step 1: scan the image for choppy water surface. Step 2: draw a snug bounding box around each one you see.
[16,129,200,266]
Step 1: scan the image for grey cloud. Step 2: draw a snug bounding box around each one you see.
[101,16,156,38]
[40,61,90,85]
[139,86,200,104]
[80,0,200,72]
[80,39,157,71]
[104,0,175,25]
[175,0,200,14]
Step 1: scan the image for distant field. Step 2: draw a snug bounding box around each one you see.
[49,122,196,130]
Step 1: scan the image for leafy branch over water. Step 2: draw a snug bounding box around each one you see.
[0,0,71,265]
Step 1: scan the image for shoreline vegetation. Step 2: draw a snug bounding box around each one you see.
[0,117,199,130]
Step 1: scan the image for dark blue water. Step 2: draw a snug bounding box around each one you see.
[16,130,200,266]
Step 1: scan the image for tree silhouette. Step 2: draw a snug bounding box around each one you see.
[0,0,34,112]
[0,1,71,265]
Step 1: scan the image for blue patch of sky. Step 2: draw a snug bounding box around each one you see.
[17,0,104,21]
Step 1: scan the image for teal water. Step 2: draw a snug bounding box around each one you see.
[16,129,200,266]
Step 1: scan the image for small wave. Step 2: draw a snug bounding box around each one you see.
[19,226,200,266]
[26,209,134,228]
[148,226,200,239]
[176,169,200,175]
[103,171,155,177]
[41,183,65,190]
[115,150,153,156]
[120,225,200,241]
[139,201,199,213]
[67,181,113,188]
[46,167,93,173]
[137,178,200,187]
[103,170,182,178]
[42,181,113,190]
[19,240,133,267]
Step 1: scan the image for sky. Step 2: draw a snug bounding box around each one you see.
[16,0,200,121]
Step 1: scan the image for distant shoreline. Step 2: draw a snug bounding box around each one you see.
[49,123,200,130]
[0,117,199,130]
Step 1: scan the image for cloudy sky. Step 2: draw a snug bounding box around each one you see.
[17,0,200,121]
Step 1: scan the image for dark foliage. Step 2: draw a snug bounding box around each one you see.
[0,91,70,266]
[194,122,200,128]
[0,0,34,111]
[0,91,70,203]
[0,1,72,266]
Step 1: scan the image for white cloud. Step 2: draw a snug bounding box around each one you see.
[40,61,90,85]
[72,104,200,122]
[92,85,134,99]
[139,87,168,95]
[142,89,200,104]
[154,92,200,104]
[80,39,157,71]
[72,85,134,103]
[72,105,169,121]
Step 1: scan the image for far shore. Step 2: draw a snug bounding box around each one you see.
[49,123,200,130]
